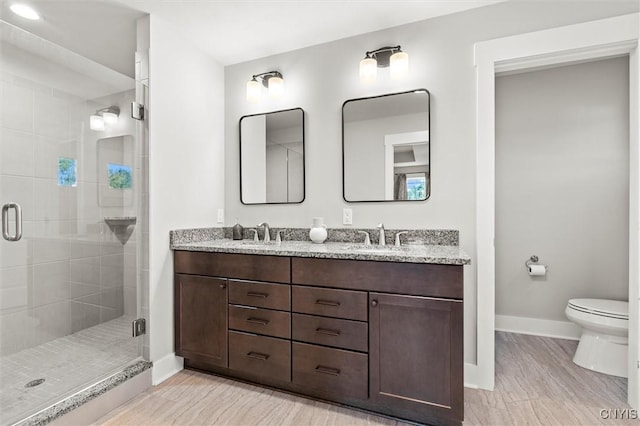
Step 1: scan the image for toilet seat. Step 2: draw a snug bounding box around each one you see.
[567,298,628,320]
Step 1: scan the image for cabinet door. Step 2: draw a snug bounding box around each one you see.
[369,293,463,423]
[175,274,228,367]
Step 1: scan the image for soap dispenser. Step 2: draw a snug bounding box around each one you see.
[232,219,243,240]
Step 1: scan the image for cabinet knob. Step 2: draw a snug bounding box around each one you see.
[220,283,226,289]
[371,300,378,307]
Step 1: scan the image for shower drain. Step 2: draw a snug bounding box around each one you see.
[24,378,45,388]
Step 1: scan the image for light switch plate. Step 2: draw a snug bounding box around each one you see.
[217,209,224,223]
[343,208,353,225]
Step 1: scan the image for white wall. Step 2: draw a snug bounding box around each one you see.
[223,1,639,364]
[148,16,225,383]
[495,57,629,324]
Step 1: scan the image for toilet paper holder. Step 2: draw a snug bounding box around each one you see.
[525,255,548,270]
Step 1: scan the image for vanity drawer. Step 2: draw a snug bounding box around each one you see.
[229,331,291,382]
[174,251,291,283]
[292,257,463,299]
[292,342,367,400]
[229,305,291,339]
[292,286,367,321]
[292,313,367,352]
[229,280,290,311]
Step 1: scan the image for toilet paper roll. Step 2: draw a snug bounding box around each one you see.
[528,264,547,276]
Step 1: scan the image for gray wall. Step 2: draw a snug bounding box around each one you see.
[495,57,630,321]
[223,1,639,363]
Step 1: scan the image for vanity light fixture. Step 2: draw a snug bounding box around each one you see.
[359,45,409,83]
[90,106,120,131]
[246,71,284,102]
[10,3,40,20]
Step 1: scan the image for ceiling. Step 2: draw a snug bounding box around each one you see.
[116,0,504,65]
[0,0,504,76]
[1,21,134,98]
[0,0,145,77]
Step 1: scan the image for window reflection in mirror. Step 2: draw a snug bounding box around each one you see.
[343,90,430,202]
[240,108,305,204]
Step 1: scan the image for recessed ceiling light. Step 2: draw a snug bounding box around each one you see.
[10,3,40,20]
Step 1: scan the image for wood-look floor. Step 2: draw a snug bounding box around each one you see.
[465,332,631,426]
[95,332,632,425]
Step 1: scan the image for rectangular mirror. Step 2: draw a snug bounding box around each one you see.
[342,89,430,202]
[240,108,305,204]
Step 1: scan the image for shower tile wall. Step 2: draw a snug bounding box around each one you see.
[0,71,135,356]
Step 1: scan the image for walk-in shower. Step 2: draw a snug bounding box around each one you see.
[0,19,147,425]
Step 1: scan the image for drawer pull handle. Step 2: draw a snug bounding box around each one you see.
[316,328,340,337]
[315,365,341,376]
[315,299,340,307]
[246,351,270,361]
[247,291,269,299]
[246,317,270,326]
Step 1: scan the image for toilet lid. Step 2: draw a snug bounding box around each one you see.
[568,298,628,320]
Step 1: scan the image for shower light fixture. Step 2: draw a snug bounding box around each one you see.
[246,71,284,102]
[10,3,40,20]
[359,45,409,83]
[90,106,120,131]
[90,115,105,131]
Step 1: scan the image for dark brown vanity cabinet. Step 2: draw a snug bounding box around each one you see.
[174,251,464,426]
[174,274,228,367]
[369,292,463,424]
[228,279,292,382]
[174,252,291,371]
[291,285,369,401]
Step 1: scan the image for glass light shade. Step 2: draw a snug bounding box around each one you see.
[246,79,261,102]
[10,3,40,20]
[102,112,118,126]
[390,51,409,80]
[90,115,105,131]
[268,76,284,98]
[359,57,377,84]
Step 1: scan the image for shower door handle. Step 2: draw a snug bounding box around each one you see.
[2,202,23,241]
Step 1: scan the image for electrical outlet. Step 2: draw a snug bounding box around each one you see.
[217,209,224,223]
[343,208,353,225]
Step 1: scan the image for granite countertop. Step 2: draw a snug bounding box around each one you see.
[171,238,471,265]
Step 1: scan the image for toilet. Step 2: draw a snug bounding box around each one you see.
[565,298,628,377]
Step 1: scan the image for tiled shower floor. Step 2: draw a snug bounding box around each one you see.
[0,316,139,425]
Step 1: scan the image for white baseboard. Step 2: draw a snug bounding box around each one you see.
[464,362,479,389]
[152,352,183,385]
[495,314,581,340]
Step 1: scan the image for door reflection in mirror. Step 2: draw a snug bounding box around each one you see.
[240,108,305,204]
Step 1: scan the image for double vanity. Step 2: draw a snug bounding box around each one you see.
[171,228,470,426]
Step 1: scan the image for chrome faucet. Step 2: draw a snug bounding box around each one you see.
[357,230,371,246]
[376,223,385,246]
[257,222,270,243]
[395,231,409,247]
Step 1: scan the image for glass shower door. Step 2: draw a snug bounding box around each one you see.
[0,20,143,425]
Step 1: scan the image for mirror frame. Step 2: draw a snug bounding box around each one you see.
[341,89,431,203]
[239,107,306,205]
